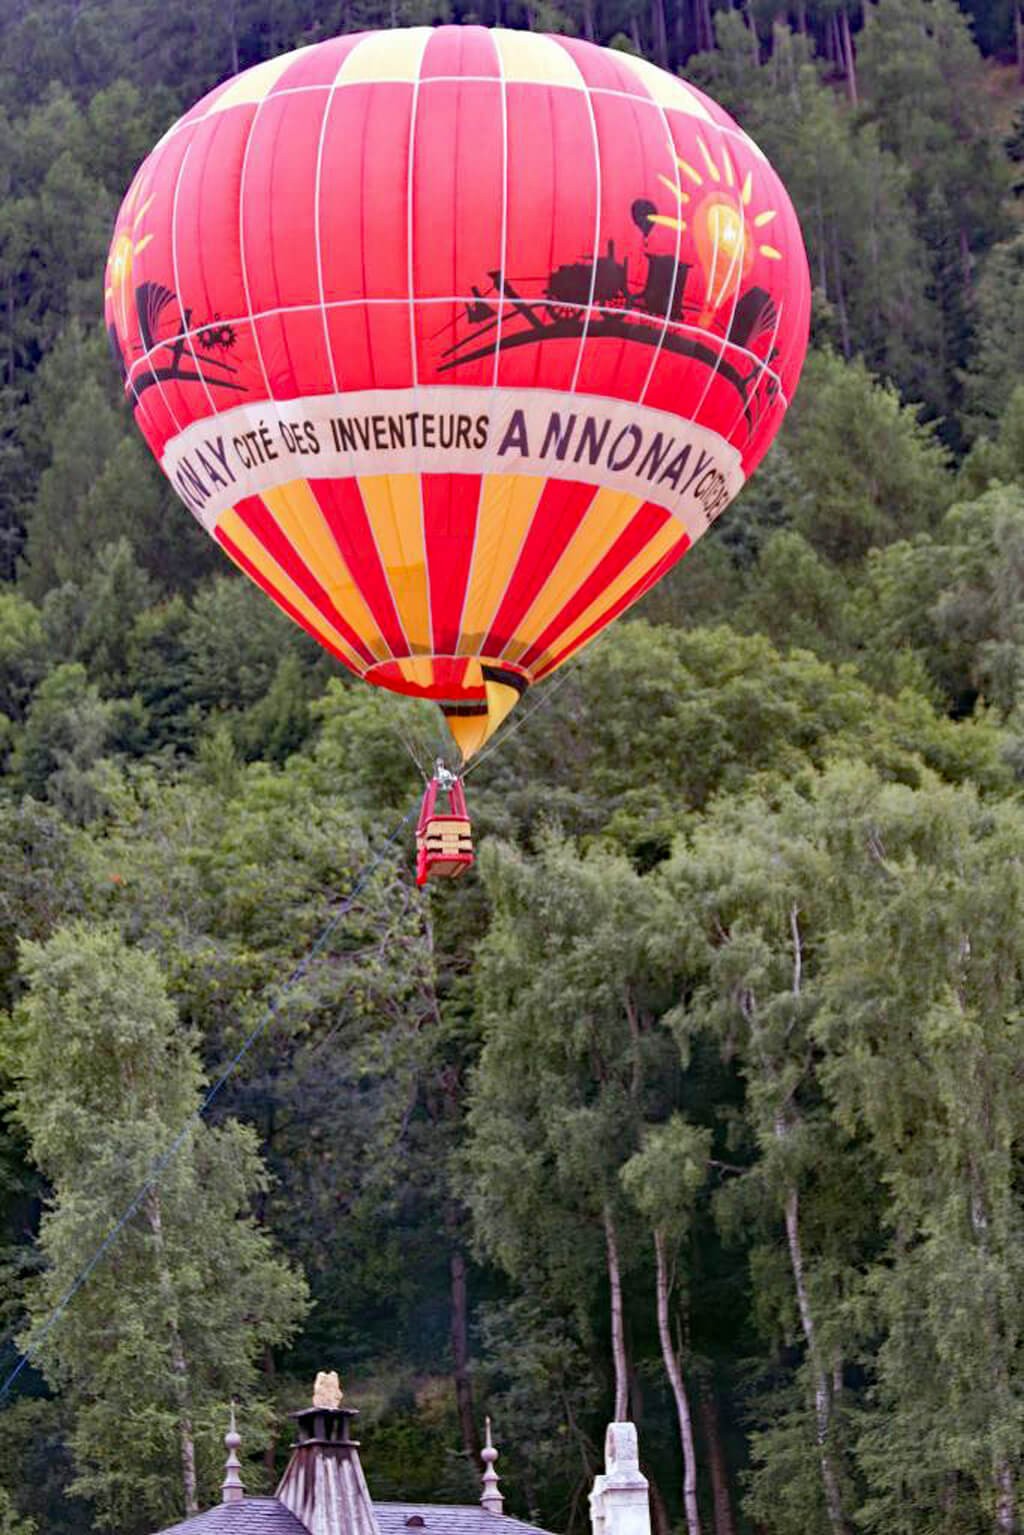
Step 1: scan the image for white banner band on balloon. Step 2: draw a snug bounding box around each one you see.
[159,385,746,543]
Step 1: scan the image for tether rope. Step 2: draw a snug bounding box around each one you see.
[0,803,418,1406]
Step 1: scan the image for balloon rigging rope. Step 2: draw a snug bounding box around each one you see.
[0,802,419,1408]
[464,632,608,779]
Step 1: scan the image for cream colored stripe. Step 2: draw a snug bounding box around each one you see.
[501,489,642,663]
[492,29,585,86]
[616,53,713,119]
[218,508,364,671]
[529,521,683,674]
[336,27,434,82]
[457,475,545,652]
[260,480,388,661]
[358,474,431,655]
[205,49,313,115]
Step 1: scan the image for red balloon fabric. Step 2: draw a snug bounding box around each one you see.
[106,26,810,758]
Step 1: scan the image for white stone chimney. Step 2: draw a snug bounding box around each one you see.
[589,1425,650,1535]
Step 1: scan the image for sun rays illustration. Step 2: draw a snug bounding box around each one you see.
[650,137,782,323]
[105,179,155,337]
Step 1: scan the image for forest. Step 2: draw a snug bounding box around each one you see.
[1,0,1024,1532]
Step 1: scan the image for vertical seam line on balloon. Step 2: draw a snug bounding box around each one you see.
[453,29,507,663]
[238,88,276,404]
[494,483,615,664]
[478,58,560,658]
[350,70,409,663]
[407,31,433,655]
[637,95,688,407]
[723,294,785,460]
[479,477,548,660]
[491,29,510,392]
[687,141,747,437]
[566,46,603,397]
[406,37,429,391]
[314,52,343,395]
[131,147,186,439]
[170,137,222,423]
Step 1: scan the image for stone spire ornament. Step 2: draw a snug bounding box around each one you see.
[480,1417,503,1516]
[221,1402,245,1504]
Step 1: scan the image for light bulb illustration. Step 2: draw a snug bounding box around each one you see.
[649,139,782,326]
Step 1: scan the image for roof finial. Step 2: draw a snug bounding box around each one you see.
[221,1402,245,1504]
[481,1416,504,1516]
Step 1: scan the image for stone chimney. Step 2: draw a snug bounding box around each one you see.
[589,1425,650,1535]
[276,1374,382,1535]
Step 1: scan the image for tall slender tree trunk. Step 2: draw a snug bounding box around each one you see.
[652,0,670,65]
[780,1165,847,1535]
[604,1204,629,1420]
[653,1231,701,1535]
[263,1346,278,1477]
[1016,0,1024,84]
[840,9,857,103]
[776,908,847,1535]
[830,231,851,357]
[648,1475,673,1535]
[966,1158,1016,1535]
[697,1380,736,1535]
[450,1247,481,1461]
[145,1190,198,1518]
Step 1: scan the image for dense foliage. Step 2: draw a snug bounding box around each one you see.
[0,1,1023,1533]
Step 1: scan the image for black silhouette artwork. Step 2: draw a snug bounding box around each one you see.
[109,282,246,401]
[438,197,781,437]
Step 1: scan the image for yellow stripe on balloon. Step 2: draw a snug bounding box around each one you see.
[336,27,432,82]
[397,657,437,689]
[528,519,683,675]
[501,488,642,664]
[260,480,388,662]
[358,474,431,655]
[457,475,545,654]
[217,507,365,672]
[492,29,585,86]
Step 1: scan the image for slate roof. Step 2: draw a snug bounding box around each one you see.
[158,1497,309,1534]
[157,1498,554,1535]
[376,1502,552,1535]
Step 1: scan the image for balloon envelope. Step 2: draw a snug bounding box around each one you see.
[105,27,810,758]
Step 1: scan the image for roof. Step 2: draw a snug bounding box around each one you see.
[158,1497,309,1534]
[375,1503,552,1535]
[158,1499,554,1535]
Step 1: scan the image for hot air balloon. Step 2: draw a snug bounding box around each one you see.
[105,26,809,881]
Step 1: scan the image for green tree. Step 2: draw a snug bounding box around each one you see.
[964,235,1024,435]
[0,1487,35,1535]
[4,923,308,1532]
[621,1118,711,1535]
[780,351,953,564]
[812,768,1024,1534]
